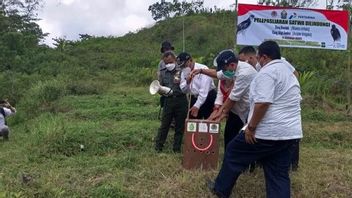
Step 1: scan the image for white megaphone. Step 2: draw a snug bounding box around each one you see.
[149,80,173,96]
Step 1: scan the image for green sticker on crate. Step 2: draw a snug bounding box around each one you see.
[187,122,197,132]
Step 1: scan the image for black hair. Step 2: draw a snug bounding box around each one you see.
[239,46,256,55]
[258,41,281,60]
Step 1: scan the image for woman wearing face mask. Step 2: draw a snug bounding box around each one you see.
[155,51,188,153]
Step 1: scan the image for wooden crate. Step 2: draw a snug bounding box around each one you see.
[182,119,220,170]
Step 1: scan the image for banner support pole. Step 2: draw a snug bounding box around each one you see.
[234,1,238,52]
[348,47,351,115]
[348,1,352,116]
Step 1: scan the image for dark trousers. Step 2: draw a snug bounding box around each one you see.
[155,96,188,151]
[224,112,244,150]
[190,89,216,119]
[0,127,9,140]
[214,132,297,198]
[290,139,300,170]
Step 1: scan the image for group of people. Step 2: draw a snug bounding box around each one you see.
[154,40,302,197]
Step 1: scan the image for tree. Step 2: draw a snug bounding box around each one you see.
[148,0,205,21]
[0,0,42,18]
[148,0,173,21]
[0,0,46,71]
[79,33,93,41]
[326,0,352,10]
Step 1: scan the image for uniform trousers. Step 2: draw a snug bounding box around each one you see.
[214,132,297,198]
[155,95,188,151]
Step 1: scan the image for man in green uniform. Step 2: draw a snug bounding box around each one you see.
[155,51,188,153]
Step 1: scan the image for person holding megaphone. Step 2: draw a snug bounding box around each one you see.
[153,51,188,153]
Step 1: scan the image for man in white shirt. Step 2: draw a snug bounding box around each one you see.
[0,100,16,140]
[238,46,299,78]
[238,46,300,171]
[238,46,259,71]
[190,50,257,149]
[177,52,216,119]
[208,41,302,198]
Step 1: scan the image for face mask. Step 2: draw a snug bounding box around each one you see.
[166,63,176,71]
[223,70,235,79]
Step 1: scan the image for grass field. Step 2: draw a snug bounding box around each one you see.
[0,79,352,198]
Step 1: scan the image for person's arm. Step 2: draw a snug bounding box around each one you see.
[283,59,299,78]
[191,68,218,79]
[210,98,236,121]
[3,106,16,116]
[245,103,270,144]
[190,75,213,118]
[245,73,275,144]
[293,70,299,78]
[213,74,250,121]
[208,83,224,120]
[180,69,190,93]
[157,60,165,81]
[193,76,212,109]
[214,82,223,107]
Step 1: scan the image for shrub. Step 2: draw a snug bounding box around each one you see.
[66,81,103,95]
[20,79,67,116]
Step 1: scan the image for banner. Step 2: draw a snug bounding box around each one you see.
[237,4,349,50]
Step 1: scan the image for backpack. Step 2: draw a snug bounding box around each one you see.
[0,108,7,125]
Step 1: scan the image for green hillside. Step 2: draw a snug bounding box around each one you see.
[0,10,352,197]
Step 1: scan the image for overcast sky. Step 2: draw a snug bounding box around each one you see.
[37,0,326,46]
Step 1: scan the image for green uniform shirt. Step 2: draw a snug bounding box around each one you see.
[160,68,184,97]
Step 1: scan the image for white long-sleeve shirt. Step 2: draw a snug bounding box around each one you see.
[216,61,257,123]
[180,63,216,109]
[214,83,224,106]
[214,81,233,106]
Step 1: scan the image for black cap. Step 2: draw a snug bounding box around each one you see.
[160,41,174,53]
[215,50,238,71]
[176,52,191,67]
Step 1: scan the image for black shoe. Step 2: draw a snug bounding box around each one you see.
[206,179,227,198]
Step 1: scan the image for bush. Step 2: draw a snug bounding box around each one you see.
[20,79,67,116]
[66,81,103,95]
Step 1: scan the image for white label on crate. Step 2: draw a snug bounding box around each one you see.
[187,122,197,132]
[209,124,219,133]
[198,123,208,133]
